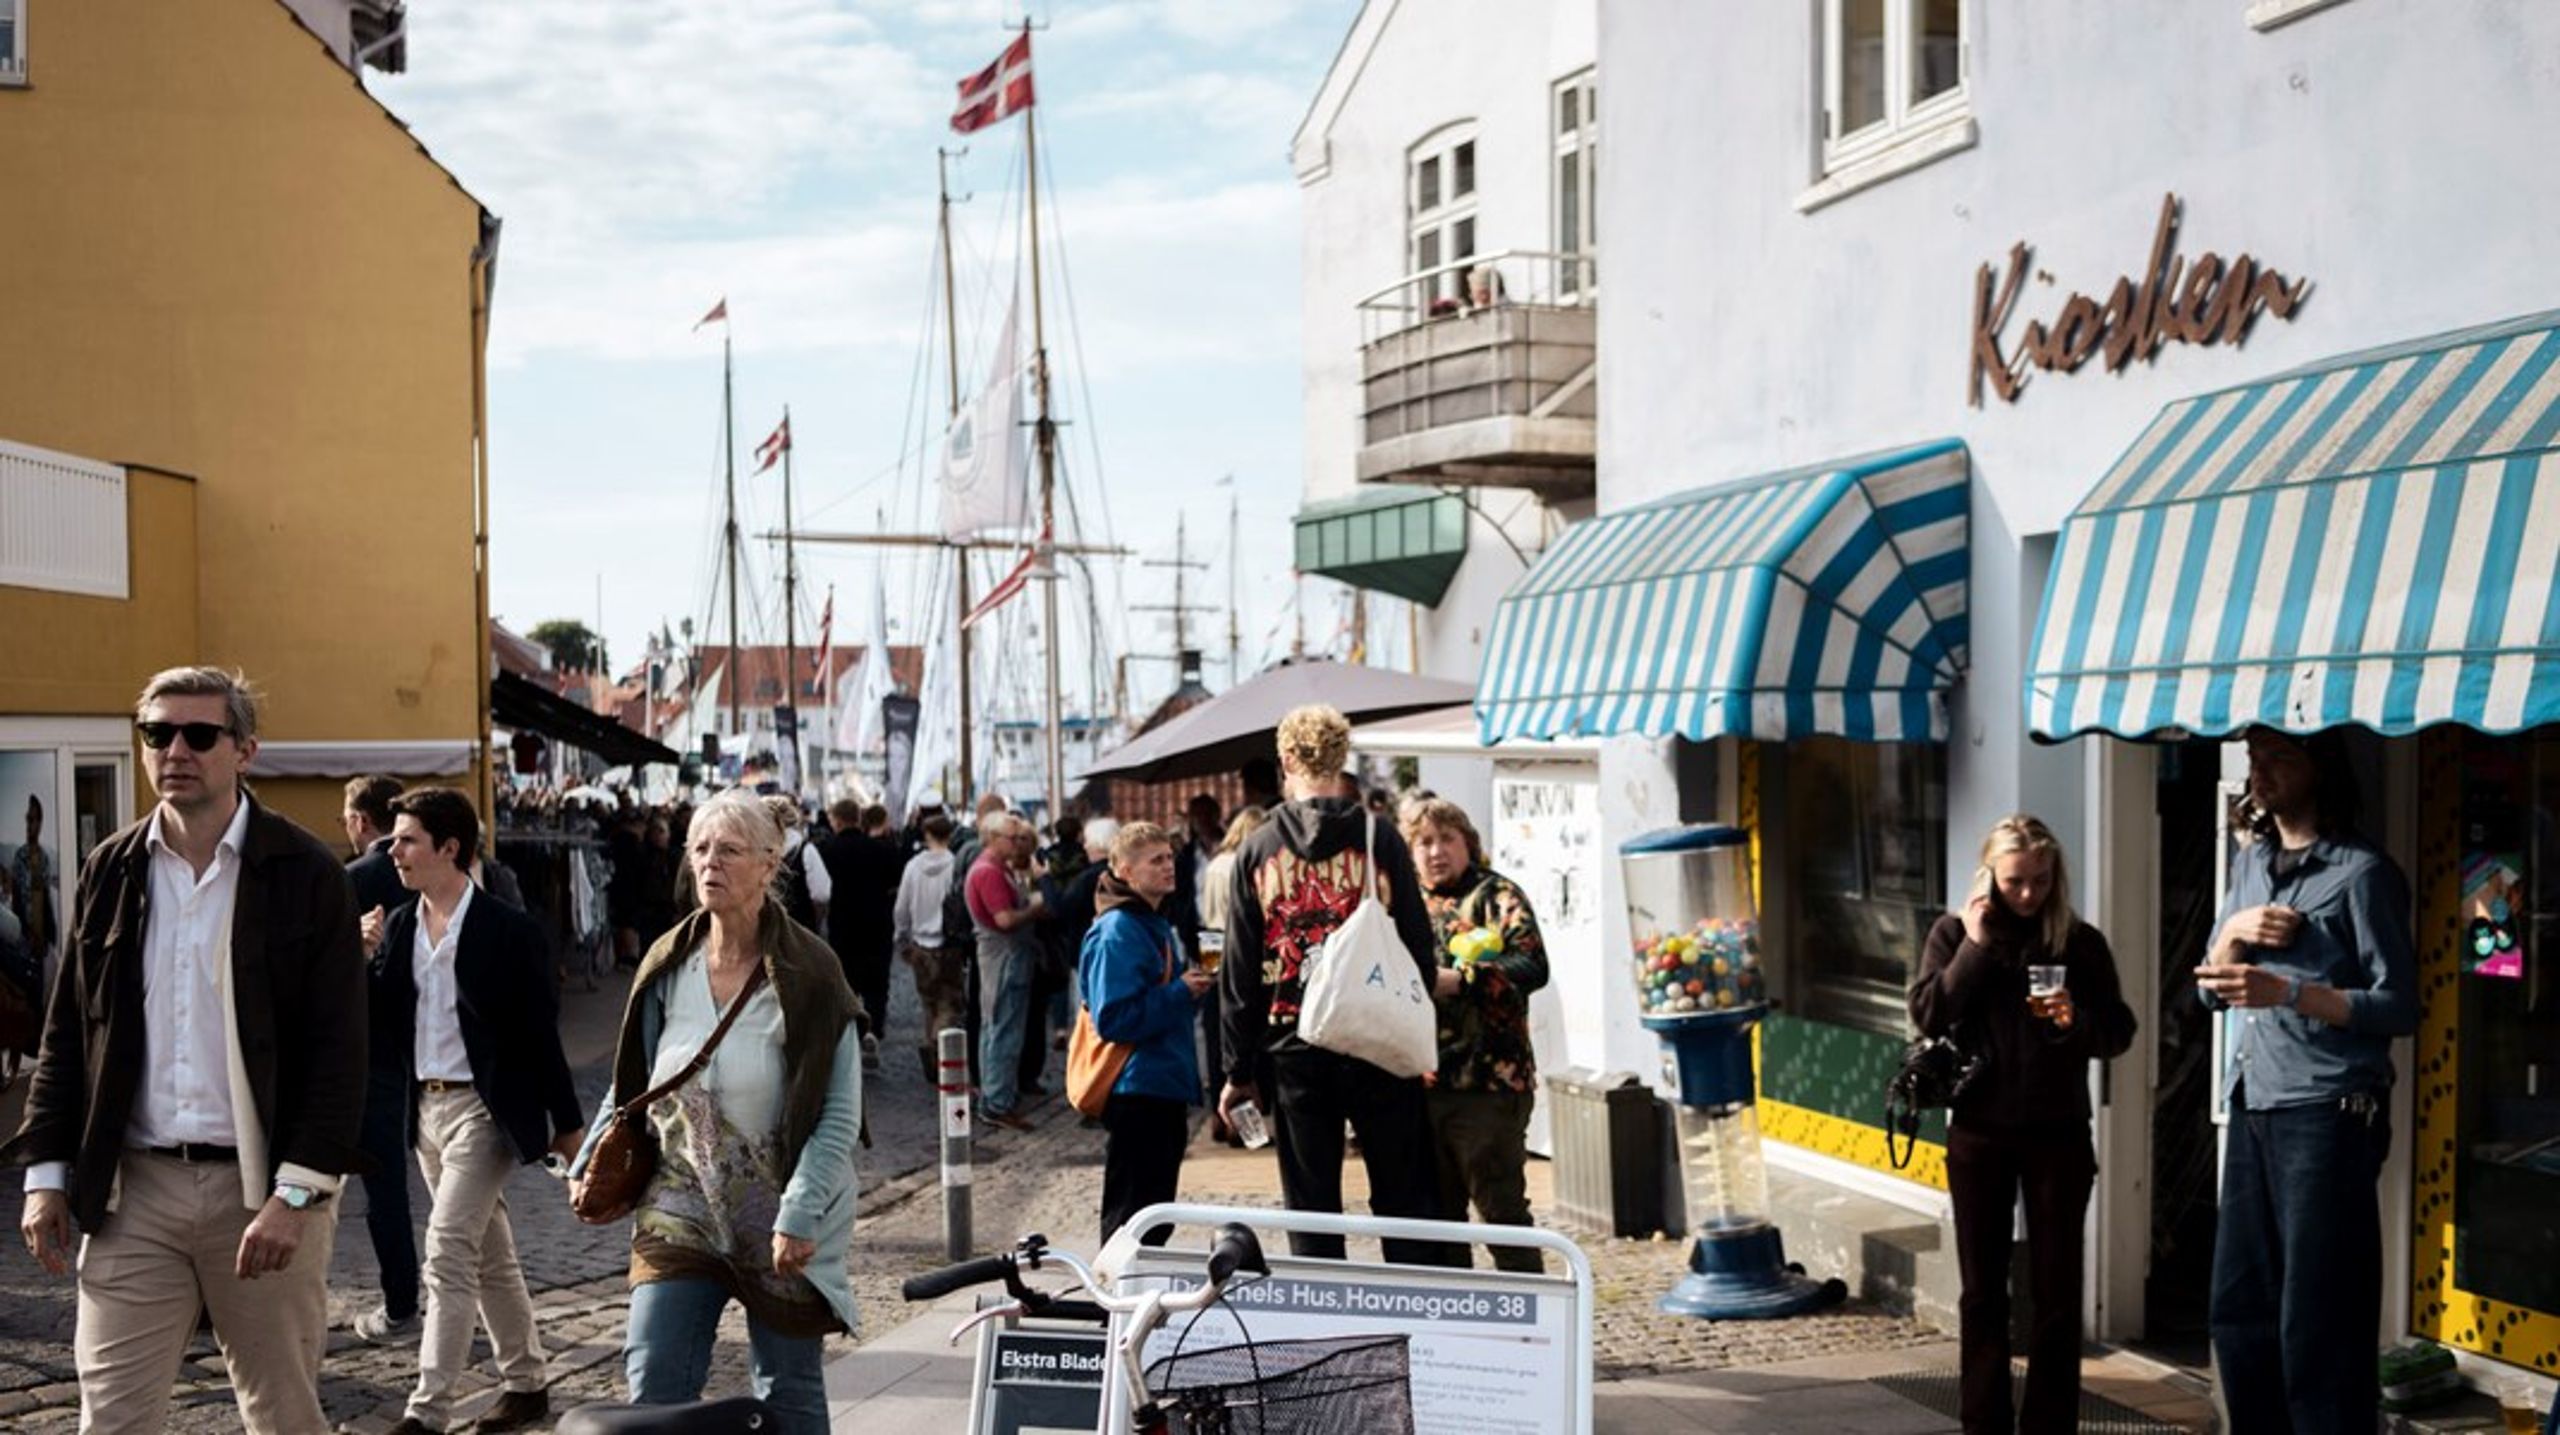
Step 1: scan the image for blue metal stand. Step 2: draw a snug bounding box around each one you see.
[1644,1007,1847,1321]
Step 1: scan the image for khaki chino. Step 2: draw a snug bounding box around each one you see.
[407,1085,547,1430]
[73,1150,337,1435]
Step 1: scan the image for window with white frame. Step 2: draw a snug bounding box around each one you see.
[1822,0,1967,175]
[1554,71,1597,298]
[1408,125,1478,307]
[1,0,25,85]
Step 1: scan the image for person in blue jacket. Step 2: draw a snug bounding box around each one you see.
[1079,820,1214,1246]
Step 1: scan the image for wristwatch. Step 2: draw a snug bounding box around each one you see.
[2281,975,2306,1011]
[273,1182,326,1211]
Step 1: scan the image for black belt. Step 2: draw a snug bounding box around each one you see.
[417,1078,473,1095]
[144,1143,238,1164]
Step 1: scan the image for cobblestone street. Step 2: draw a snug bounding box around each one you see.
[0,950,1966,1431]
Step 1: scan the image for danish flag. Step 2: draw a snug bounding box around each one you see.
[951,32,1034,134]
[754,415,791,475]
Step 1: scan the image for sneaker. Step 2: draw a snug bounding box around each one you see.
[351,1305,421,1346]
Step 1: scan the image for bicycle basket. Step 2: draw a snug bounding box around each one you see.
[1143,1333,1414,1435]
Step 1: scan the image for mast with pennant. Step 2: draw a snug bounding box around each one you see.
[776,22,1126,817]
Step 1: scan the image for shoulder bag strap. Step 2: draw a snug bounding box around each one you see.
[612,961,771,1121]
[1362,811,1378,902]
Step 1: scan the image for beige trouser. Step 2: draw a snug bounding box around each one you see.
[73,1150,337,1435]
[408,1086,547,1430]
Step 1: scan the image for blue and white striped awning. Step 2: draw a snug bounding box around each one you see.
[1476,440,1970,744]
[2028,310,2560,740]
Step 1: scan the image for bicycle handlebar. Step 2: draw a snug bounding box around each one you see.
[901,1253,1017,1303]
[1205,1223,1268,1287]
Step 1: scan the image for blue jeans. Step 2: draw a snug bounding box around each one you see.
[976,935,1035,1116]
[2211,1086,2390,1434]
[625,1278,827,1435]
[357,1067,420,1320]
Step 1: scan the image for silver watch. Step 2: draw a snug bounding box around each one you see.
[274,1182,323,1211]
[2282,975,2306,1010]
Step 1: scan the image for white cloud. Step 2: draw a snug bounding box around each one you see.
[376,1,936,243]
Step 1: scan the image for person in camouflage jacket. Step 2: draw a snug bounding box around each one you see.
[1402,797,1548,1273]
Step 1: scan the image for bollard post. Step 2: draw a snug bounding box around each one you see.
[937,1025,972,1260]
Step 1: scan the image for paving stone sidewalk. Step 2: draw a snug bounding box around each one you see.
[1,946,1957,1430]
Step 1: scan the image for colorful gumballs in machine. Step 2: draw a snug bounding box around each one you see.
[1622,825,1844,1318]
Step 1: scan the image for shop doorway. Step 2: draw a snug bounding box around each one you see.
[2137,738,2224,1367]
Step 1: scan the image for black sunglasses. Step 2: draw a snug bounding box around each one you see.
[136,721,233,752]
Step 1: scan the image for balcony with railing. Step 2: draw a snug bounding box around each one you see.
[1355,249,1594,500]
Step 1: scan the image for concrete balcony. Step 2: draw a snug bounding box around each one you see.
[1357,251,1595,501]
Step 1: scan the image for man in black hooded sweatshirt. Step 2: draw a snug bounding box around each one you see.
[1217,704,1458,1267]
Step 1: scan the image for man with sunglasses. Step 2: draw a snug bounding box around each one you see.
[4,667,368,1435]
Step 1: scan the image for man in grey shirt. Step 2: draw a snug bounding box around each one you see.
[2196,726,2417,1433]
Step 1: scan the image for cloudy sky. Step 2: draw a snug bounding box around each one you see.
[372,0,1361,718]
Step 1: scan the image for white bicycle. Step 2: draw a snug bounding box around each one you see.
[903,1222,1418,1435]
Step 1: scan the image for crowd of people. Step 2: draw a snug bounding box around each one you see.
[0,664,2433,1435]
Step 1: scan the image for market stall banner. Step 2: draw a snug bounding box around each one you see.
[2028,308,2560,739]
[1475,439,1969,745]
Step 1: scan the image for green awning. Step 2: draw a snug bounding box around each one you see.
[1294,489,1467,606]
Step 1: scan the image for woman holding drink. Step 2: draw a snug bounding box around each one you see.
[1910,815,2137,1435]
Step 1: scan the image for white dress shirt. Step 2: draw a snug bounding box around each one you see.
[126,799,255,1148]
[25,798,342,1205]
[412,882,476,1083]
[796,835,832,907]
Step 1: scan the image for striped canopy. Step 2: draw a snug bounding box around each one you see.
[2028,310,2560,740]
[1475,440,1970,744]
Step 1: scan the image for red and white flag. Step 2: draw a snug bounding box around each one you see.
[962,524,1050,630]
[693,297,728,331]
[951,32,1034,134]
[754,415,791,475]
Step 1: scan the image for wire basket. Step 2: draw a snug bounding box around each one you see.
[1144,1333,1415,1435]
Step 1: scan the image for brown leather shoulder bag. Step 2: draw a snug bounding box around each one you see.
[572,963,768,1223]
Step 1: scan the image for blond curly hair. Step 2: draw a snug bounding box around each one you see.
[1274,704,1350,781]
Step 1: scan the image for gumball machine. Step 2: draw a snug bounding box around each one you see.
[1624,824,1844,1318]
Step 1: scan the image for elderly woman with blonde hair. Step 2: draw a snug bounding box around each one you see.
[570,789,862,1433]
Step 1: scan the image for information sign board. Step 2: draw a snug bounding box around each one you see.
[1113,1251,1579,1435]
[968,1323,1107,1435]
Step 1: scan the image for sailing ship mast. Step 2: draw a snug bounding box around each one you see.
[779,403,801,793]
[939,147,978,804]
[721,324,741,744]
[1022,78,1066,819]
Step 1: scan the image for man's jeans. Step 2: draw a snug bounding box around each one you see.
[625,1278,826,1435]
[357,1067,420,1321]
[976,934,1036,1116]
[2211,1086,2390,1434]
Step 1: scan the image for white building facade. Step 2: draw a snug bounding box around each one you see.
[1304,0,2560,1386]
[1566,0,2560,1374]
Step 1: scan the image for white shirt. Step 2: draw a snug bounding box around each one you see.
[796,836,832,907]
[126,799,254,1148]
[25,798,340,1205]
[412,882,476,1083]
[647,949,789,1141]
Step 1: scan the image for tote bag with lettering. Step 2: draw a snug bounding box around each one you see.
[1297,814,1438,1079]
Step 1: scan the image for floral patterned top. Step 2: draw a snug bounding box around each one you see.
[1422,865,1549,1094]
[631,955,838,1337]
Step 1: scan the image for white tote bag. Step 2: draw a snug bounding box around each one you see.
[1297,814,1439,1079]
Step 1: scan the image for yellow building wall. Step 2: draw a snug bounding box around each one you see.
[0,0,490,828]
[0,471,201,718]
